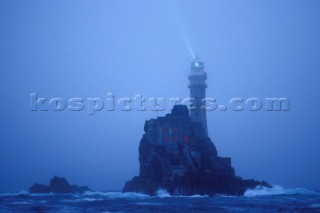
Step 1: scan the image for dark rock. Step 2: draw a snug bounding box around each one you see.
[123,105,270,196]
[29,183,49,193]
[29,176,90,194]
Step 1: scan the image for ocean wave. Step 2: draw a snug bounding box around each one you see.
[156,188,209,198]
[83,191,150,199]
[3,186,317,199]
[244,185,319,197]
[84,189,209,199]
[0,191,70,197]
[0,190,29,197]
[310,204,320,208]
[9,201,32,205]
[216,194,237,198]
[185,194,209,198]
[156,188,171,198]
[60,197,104,203]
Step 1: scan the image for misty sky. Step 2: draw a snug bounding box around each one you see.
[1,0,320,192]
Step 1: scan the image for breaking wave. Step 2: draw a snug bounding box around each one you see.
[83,191,150,199]
[156,188,209,198]
[2,186,318,199]
[0,190,29,197]
[244,185,319,197]
[156,188,171,198]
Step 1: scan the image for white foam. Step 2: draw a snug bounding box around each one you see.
[187,194,209,198]
[136,202,161,206]
[10,201,32,205]
[82,197,104,202]
[156,188,171,198]
[244,185,319,197]
[216,194,237,198]
[0,190,29,196]
[30,192,56,197]
[83,191,150,199]
[155,188,208,198]
[175,194,209,198]
[310,204,320,208]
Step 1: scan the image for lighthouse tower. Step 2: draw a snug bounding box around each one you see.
[188,57,208,137]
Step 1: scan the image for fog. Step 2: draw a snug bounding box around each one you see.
[1,0,320,192]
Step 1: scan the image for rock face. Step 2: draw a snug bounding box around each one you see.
[123,105,269,196]
[29,176,90,194]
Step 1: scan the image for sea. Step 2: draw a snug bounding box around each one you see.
[0,186,320,213]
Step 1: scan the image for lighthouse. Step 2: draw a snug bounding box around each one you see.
[188,57,208,137]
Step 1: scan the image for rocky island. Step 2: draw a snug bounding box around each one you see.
[123,59,270,196]
[29,176,90,194]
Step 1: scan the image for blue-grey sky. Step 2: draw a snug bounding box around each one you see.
[1,0,320,192]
